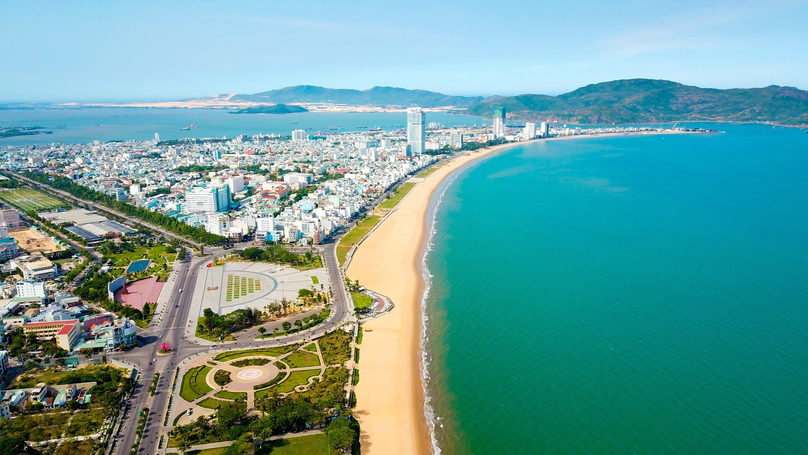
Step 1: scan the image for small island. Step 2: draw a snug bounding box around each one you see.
[228,103,308,115]
[0,126,53,139]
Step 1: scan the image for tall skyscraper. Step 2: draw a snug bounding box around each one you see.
[540,122,549,137]
[407,107,425,155]
[493,107,506,138]
[154,133,160,143]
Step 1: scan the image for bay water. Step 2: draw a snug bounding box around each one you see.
[424,124,808,454]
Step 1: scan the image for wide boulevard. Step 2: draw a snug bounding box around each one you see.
[108,236,353,455]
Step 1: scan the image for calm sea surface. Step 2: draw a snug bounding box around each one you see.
[424,124,808,454]
[0,107,485,146]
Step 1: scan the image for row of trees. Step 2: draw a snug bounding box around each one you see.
[199,307,262,339]
[23,171,227,246]
[241,245,321,269]
[171,395,358,454]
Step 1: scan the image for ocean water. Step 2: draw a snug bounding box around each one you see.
[424,124,808,454]
[0,107,485,146]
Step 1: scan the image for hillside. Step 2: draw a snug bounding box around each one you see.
[232,85,482,108]
[466,79,808,125]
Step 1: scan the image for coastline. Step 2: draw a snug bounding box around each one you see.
[345,129,699,455]
[346,141,518,455]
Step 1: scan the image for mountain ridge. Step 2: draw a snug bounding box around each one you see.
[466,79,808,125]
[231,85,483,108]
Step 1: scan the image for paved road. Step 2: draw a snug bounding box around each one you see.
[109,238,354,454]
[10,172,204,251]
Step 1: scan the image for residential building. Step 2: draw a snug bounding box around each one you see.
[540,122,549,137]
[292,129,306,142]
[0,209,20,229]
[524,122,537,139]
[15,282,45,299]
[0,238,19,261]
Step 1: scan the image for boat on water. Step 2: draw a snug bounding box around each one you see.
[328,126,342,130]
[181,125,200,130]
[290,122,298,124]
[369,127,382,132]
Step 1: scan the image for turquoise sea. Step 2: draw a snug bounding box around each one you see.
[0,107,484,146]
[424,124,808,454]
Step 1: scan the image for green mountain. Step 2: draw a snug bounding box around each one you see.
[466,79,808,125]
[232,85,482,108]
[227,103,308,114]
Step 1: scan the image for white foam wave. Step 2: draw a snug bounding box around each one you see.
[420,170,463,455]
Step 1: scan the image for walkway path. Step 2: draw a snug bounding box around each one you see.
[164,429,323,453]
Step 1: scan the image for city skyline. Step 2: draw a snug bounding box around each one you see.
[2,0,808,102]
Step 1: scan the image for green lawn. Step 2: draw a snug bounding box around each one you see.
[415,164,443,178]
[197,397,228,409]
[302,342,318,353]
[311,276,319,284]
[378,182,416,210]
[352,292,373,311]
[276,370,321,393]
[337,215,382,266]
[180,365,213,402]
[0,188,68,211]
[284,351,321,368]
[190,435,331,455]
[213,390,247,401]
[214,345,298,362]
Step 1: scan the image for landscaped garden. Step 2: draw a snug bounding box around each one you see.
[180,366,213,402]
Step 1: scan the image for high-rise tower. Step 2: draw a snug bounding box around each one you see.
[407,107,425,155]
[493,107,506,138]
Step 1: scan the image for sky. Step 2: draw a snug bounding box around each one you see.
[2,0,807,102]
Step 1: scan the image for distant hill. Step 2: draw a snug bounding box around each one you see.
[466,79,808,125]
[228,104,308,114]
[232,85,482,108]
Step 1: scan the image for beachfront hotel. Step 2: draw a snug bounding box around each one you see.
[493,107,506,138]
[407,107,425,155]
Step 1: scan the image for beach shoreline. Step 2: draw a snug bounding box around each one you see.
[347,129,694,454]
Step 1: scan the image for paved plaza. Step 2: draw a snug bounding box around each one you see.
[194,261,330,317]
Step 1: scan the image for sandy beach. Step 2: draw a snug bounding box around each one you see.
[347,142,516,455]
[346,129,694,454]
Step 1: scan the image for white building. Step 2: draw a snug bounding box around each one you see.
[256,215,275,235]
[524,122,537,139]
[15,282,46,299]
[407,107,425,155]
[185,186,230,213]
[540,122,549,137]
[206,214,230,236]
[226,175,244,194]
[292,129,307,142]
[283,173,314,185]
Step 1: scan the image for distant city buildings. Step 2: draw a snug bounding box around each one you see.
[493,107,506,138]
[407,107,425,156]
